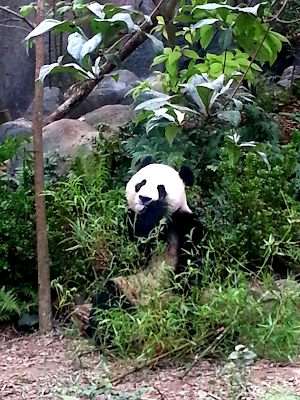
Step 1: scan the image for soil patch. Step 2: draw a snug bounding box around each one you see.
[1,328,300,399]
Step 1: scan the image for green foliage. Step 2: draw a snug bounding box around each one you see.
[133,74,253,143]
[203,129,300,270]
[24,3,145,82]
[0,135,29,166]
[136,0,290,142]
[0,167,36,299]
[178,1,288,68]
[92,266,300,361]
[239,103,281,143]
[263,387,300,400]
[0,286,21,321]
[55,380,154,400]
[224,345,257,399]
[44,145,147,291]
[196,50,262,83]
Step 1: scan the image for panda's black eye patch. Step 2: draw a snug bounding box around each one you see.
[135,179,146,193]
[158,185,167,199]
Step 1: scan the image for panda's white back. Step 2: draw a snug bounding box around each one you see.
[126,163,191,214]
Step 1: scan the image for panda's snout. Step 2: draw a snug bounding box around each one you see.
[139,195,152,205]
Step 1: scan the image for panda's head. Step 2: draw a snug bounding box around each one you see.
[126,156,194,215]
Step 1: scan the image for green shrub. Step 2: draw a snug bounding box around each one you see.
[202,129,300,272]
[0,286,22,322]
[92,267,300,361]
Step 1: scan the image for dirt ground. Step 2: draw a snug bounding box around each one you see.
[1,327,300,400]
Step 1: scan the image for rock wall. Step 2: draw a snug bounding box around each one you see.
[0,0,36,119]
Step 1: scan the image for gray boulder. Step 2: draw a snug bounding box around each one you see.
[278,66,300,88]
[0,118,32,145]
[69,70,139,118]
[80,104,135,137]
[24,87,65,121]
[122,39,164,78]
[42,119,99,159]
[7,119,99,176]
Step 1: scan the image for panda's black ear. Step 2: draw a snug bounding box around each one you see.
[179,165,194,186]
[136,156,152,171]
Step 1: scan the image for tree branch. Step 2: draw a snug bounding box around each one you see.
[0,23,31,32]
[231,25,271,100]
[0,5,34,29]
[276,17,300,24]
[266,0,289,23]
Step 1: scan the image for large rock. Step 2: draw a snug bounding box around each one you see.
[42,119,99,158]
[69,70,139,118]
[0,119,32,146]
[277,66,300,88]
[80,104,135,137]
[24,87,65,121]
[122,39,164,78]
[0,1,35,119]
[7,119,99,176]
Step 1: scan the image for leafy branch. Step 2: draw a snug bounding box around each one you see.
[0,5,34,29]
[36,0,164,125]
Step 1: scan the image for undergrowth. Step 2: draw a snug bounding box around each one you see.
[92,266,300,361]
[2,118,300,362]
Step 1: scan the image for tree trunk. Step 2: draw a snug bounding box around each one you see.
[33,0,52,333]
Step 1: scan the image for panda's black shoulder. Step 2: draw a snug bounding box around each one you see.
[171,211,203,244]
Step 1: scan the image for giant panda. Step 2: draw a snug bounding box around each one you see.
[126,156,203,276]
[88,156,203,340]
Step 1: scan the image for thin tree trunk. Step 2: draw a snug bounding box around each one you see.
[33,0,52,333]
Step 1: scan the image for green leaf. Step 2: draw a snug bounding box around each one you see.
[168,50,182,65]
[146,116,172,134]
[80,33,103,60]
[111,73,119,82]
[250,63,262,72]
[146,33,164,55]
[183,49,200,59]
[151,54,167,67]
[19,3,35,17]
[196,86,212,110]
[67,33,87,63]
[227,142,242,166]
[209,62,223,73]
[87,3,105,18]
[107,13,134,34]
[25,19,71,50]
[166,58,178,76]
[165,125,181,145]
[193,3,263,16]
[267,31,282,52]
[270,30,290,44]
[135,97,172,112]
[104,54,121,68]
[218,110,241,127]
[236,58,250,67]
[134,90,171,108]
[200,25,213,49]
[37,62,93,83]
[56,6,72,15]
[218,28,233,52]
[190,18,218,34]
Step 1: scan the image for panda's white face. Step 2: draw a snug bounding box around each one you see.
[126,163,191,214]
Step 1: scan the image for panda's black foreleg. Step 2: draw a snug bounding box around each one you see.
[171,211,204,290]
